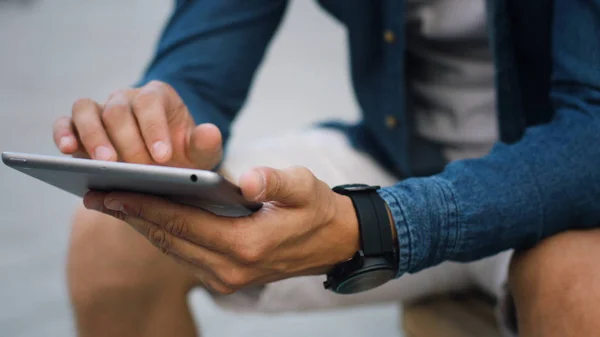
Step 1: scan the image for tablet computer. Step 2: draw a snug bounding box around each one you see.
[2,151,262,217]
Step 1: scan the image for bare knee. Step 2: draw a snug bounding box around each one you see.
[67,206,196,307]
[509,229,600,336]
[509,229,600,300]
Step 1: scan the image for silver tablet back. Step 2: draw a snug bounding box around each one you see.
[2,152,261,217]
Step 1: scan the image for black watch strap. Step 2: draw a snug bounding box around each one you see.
[332,185,395,259]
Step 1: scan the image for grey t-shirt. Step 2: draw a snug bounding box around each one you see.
[405,0,498,175]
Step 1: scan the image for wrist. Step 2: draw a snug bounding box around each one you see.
[329,193,397,266]
[330,193,361,265]
[324,187,398,294]
[384,203,398,247]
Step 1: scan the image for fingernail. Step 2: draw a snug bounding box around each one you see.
[152,141,169,160]
[94,146,113,161]
[104,199,123,212]
[59,136,74,150]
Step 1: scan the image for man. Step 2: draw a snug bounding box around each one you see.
[54,1,600,336]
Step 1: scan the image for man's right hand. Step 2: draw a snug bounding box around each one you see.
[52,80,223,170]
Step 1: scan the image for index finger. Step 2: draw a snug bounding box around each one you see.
[131,82,174,163]
[102,192,236,252]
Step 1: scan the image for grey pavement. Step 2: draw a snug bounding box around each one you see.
[0,1,403,336]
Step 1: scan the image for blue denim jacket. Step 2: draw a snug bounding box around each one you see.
[139,0,600,276]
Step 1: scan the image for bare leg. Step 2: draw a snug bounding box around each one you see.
[67,206,201,337]
[509,228,600,337]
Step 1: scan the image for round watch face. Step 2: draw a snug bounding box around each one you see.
[334,268,395,294]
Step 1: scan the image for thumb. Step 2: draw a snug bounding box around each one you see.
[238,166,315,205]
[187,123,223,170]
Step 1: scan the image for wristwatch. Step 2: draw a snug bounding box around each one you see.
[324,184,398,294]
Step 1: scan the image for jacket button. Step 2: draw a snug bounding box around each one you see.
[383,30,396,44]
[385,115,398,129]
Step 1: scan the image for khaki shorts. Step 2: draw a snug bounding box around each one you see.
[194,127,515,335]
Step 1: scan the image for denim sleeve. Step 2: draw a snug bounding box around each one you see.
[378,0,600,276]
[137,0,288,144]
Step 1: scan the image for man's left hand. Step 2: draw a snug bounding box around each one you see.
[83,166,360,294]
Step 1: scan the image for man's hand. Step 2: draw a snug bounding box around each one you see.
[52,80,222,170]
[83,166,361,294]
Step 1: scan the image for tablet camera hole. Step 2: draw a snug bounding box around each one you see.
[190,174,198,182]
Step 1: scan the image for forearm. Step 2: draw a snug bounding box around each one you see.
[379,97,600,276]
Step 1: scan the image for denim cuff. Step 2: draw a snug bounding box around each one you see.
[377,176,460,277]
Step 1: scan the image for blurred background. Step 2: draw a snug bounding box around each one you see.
[0,0,403,336]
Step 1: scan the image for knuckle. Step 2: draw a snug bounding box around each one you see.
[129,204,144,218]
[107,89,130,101]
[146,80,168,89]
[108,209,127,222]
[265,169,283,197]
[145,80,172,94]
[294,165,314,178]
[72,98,97,116]
[296,166,316,184]
[228,222,265,264]
[232,241,264,265]
[163,215,188,237]
[140,122,163,139]
[218,268,250,289]
[132,89,162,112]
[101,102,129,123]
[296,166,318,196]
[146,80,186,112]
[147,226,170,251]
